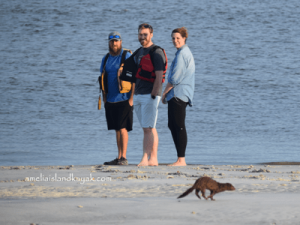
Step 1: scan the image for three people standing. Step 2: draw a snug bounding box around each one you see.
[99,26,195,166]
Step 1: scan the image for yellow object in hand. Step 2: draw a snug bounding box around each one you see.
[98,96,101,110]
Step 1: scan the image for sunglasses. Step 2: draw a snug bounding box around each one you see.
[138,24,153,31]
[109,35,120,40]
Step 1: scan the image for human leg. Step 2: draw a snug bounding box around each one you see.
[136,94,160,166]
[115,128,128,159]
[116,130,122,159]
[137,128,152,166]
[148,127,158,166]
[103,102,119,165]
[104,100,132,165]
[167,98,188,166]
[137,127,158,166]
[142,127,158,166]
[116,128,129,165]
[119,128,128,158]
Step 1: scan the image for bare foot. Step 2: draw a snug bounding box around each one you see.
[148,159,158,166]
[167,157,186,166]
[137,154,149,167]
[167,161,187,166]
[137,160,148,167]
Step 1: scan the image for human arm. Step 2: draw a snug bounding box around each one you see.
[100,56,106,103]
[151,70,163,98]
[129,83,135,106]
[161,82,173,104]
[151,47,165,98]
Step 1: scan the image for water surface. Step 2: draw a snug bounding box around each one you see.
[0,0,299,165]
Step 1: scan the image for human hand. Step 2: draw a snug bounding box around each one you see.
[129,98,133,106]
[162,94,167,104]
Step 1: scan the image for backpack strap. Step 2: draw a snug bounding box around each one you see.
[102,53,110,71]
[132,47,143,63]
[121,50,128,65]
[148,45,167,73]
[132,47,142,55]
[150,45,160,54]
[104,48,130,71]
[149,45,164,64]
[99,53,110,93]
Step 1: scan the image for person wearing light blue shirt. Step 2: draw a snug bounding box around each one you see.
[162,27,195,166]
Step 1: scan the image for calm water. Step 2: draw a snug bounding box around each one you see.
[1,0,299,166]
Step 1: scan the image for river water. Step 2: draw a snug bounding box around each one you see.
[1,0,299,166]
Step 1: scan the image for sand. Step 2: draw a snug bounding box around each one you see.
[0,164,300,224]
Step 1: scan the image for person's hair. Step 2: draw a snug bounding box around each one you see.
[172,27,188,43]
[138,23,153,33]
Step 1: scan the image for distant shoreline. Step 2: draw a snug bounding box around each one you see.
[260,162,300,165]
[1,161,300,167]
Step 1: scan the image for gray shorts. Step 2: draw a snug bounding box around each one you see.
[134,94,161,128]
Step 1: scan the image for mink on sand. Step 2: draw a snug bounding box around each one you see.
[178,176,235,201]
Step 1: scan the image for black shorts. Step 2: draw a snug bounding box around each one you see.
[105,100,133,131]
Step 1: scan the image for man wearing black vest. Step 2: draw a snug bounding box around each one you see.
[132,24,167,166]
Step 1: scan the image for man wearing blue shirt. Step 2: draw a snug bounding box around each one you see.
[100,31,133,165]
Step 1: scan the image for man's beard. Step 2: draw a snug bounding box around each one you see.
[139,38,149,47]
[109,45,122,56]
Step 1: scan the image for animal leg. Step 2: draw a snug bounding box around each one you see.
[195,189,201,199]
[201,189,208,200]
[207,191,216,201]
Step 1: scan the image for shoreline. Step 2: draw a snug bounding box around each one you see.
[260,161,300,165]
[1,161,300,168]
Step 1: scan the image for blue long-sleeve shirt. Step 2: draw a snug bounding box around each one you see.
[166,45,195,106]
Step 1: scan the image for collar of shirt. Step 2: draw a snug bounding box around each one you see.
[175,44,188,55]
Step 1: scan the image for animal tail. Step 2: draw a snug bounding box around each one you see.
[177,186,195,199]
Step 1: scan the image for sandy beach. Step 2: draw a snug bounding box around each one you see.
[0,163,299,224]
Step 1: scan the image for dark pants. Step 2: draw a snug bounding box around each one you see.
[168,98,188,158]
[105,100,133,131]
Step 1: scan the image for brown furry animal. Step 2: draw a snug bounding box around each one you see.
[178,176,235,201]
